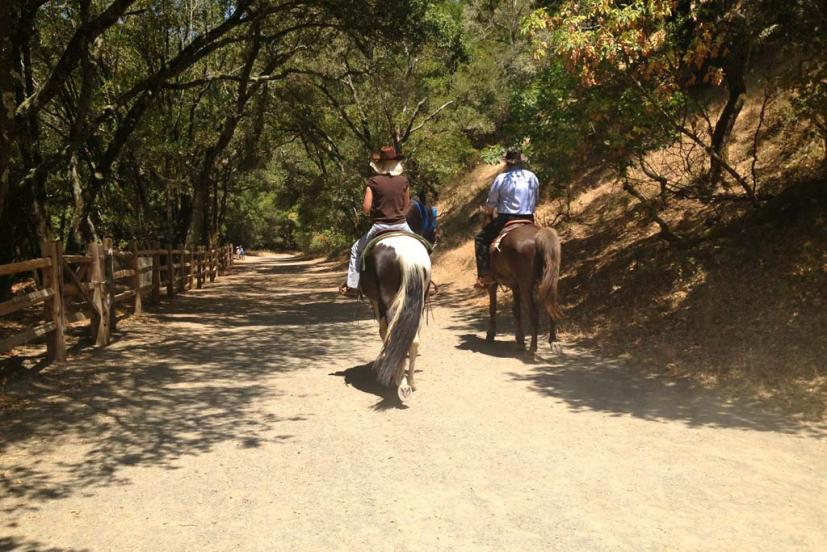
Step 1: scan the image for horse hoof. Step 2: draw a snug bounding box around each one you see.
[397,380,413,402]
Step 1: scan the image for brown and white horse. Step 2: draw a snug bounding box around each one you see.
[359,234,431,401]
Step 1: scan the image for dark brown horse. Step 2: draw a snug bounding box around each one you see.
[485,219,563,354]
[359,201,434,401]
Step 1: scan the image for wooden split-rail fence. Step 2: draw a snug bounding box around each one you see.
[0,240,235,363]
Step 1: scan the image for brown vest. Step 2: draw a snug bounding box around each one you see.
[368,175,409,224]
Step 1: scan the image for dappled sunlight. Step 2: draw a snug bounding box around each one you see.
[0,254,375,527]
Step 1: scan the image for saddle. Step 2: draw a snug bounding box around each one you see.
[360,230,434,271]
[491,219,535,252]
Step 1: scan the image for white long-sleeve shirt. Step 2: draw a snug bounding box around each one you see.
[485,167,539,214]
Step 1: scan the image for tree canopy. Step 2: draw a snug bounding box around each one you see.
[1,0,824,269]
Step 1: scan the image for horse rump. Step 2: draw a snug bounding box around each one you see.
[373,237,431,387]
[534,227,563,321]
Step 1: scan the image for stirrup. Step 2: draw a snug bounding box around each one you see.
[474,275,495,289]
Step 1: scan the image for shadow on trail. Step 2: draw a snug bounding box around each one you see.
[0,536,88,552]
[329,362,407,411]
[456,334,529,359]
[0,255,374,527]
[446,301,825,438]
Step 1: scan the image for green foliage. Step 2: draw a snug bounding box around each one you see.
[480,145,505,165]
[3,0,824,268]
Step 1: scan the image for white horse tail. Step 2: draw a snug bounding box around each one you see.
[374,236,431,387]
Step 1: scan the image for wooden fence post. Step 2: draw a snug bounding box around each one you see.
[196,246,204,289]
[187,247,194,290]
[88,241,110,346]
[176,244,184,292]
[103,237,116,332]
[40,240,66,362]
[166,244,174,298]
[151,240,161,303]
[129,240,142,315]
[209,246,216,283]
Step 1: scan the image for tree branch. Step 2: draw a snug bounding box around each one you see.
[621,179,684,245]
[630,77,759,205]
[403,100,454,141]
[15,0,139,119]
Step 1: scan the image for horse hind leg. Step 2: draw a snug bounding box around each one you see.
[397,332,419,402]
[371,301,388,341]
[512,287,525,349]
[408,331,419,391]
[486,284,497,342]
[528,290,539,354]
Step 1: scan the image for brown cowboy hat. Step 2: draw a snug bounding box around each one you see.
[369,146,405,176]
[369,146,405,162]
[504,149,527,164]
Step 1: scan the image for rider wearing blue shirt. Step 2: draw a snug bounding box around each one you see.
[474,150,538,288]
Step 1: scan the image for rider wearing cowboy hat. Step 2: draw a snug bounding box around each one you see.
[340,146,413,298]
[474,149,539,288]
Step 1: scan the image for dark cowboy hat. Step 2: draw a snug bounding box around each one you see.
[369,146,405,161]
[504,149,527,164]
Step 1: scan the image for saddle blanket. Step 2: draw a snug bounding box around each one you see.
[360,231,434,271]
[491,219,535,252]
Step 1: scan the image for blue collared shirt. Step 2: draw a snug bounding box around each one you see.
[485,167,539,214]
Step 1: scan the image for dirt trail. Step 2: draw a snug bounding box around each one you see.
[1,253,825,551]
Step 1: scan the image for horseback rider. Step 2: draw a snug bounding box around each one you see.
[339,146,413,298]
[474,149,539,289]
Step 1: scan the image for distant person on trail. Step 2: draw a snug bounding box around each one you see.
[239,246,245,259]
[474,149,539,289]
[339,146,412,298]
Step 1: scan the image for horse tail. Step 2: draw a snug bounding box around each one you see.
[374,237,431,387]
[534,227,563,322]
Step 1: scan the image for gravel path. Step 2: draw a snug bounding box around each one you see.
[1,253,825,551]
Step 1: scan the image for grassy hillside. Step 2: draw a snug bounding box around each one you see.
[432,92,826,421]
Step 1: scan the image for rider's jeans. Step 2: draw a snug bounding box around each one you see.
[346,221,413,289]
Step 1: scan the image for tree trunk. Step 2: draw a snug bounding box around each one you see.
[709,72,746,188]
[708,12,750,188]
[0,1,14,224]
[187,25,263,246]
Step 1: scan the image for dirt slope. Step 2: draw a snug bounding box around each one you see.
[1,254,825,551]
[430,152,826,419]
